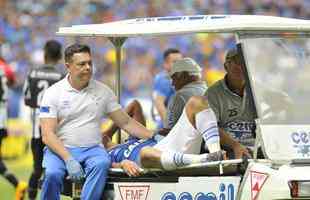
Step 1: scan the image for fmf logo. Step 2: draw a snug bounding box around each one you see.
[161,183,234,200]
[291,131,310,157]
[118,185,150,200]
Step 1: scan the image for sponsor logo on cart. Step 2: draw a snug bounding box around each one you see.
[134,15,230,23]
[161,183,235,200]
[291,131,310,157]
[118,185,150,200]
[250,171,268,200]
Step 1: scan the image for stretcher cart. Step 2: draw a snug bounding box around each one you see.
[106,159,245,200]
[57,15,310,200]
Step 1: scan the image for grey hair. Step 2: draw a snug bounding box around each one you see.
[188,72,202,78]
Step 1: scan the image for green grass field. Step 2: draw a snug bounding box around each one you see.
[0,150,71,200]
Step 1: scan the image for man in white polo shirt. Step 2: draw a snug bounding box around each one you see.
[39,43,153,200]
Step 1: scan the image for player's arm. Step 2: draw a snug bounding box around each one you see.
[153,94,167,122]
[108,109,154,139]
[111,160,142,177]
[152,74,170,122]
[205,92,251,159]
[41,117,71,161]
[219,128,251,159]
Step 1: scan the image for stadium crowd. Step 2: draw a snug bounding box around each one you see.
[1,0,309,118]
[0,0,310,198]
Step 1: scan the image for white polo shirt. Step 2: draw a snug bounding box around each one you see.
[40,76,121,147]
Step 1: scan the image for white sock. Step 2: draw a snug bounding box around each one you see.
[196,108,221,153]
[160,152,206,170]
[160,151,177,170]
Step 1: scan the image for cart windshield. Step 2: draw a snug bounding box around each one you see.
[240,33,310,160]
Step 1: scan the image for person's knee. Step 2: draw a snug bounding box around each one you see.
[186,96,208,112]
[128,100,142,112]
[140,147,151,161]
[139,147,159,168]
[131,100,143,115]
[185,96,209,124]
[131,100,141,109]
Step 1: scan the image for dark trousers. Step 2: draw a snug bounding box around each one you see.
[28,137,45,199]
[0,129,18,187]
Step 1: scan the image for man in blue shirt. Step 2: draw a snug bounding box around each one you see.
[152,48,182,129]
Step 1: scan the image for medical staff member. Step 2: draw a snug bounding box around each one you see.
[39,43,153,200]
[205,48,255,159]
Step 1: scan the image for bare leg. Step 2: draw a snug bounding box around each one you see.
[140,96,222,170]
[104,100,146,138]
[140,145,222,170]
[185,96,209,127]
[185,96,221,153]
[140,147,163,169]
[140,147,202,170]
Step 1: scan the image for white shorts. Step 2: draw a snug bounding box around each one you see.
[154,109,202,154]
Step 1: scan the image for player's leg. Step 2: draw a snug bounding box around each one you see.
[140,146,223,170]
[104,100,146,138]
[28,137,44,200]
[139,146,162,169]
[0,129,18,187]
[185,96,221,153]
[140,96,223,170]
[126,100,146,126]
[41,148,66,200]
[0,129,27,200]
[139,147,202,170]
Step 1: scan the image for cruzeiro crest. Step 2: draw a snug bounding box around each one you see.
[291,131,310,157]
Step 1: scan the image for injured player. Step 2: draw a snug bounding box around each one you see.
[106,96,225,177]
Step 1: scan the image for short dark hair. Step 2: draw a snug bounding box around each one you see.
[44,40,62,61]
[163,48,180,60]
[225,48,239,61]
[64,43,91,63]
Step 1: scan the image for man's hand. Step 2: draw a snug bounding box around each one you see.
[65,157,85,182]
[233,143,252,159]
[120,160,142,177]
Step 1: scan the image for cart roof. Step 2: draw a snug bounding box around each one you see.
[57,15,310,37]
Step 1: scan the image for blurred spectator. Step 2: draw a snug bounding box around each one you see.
[0,0,309,118]
[0,55,28,200]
